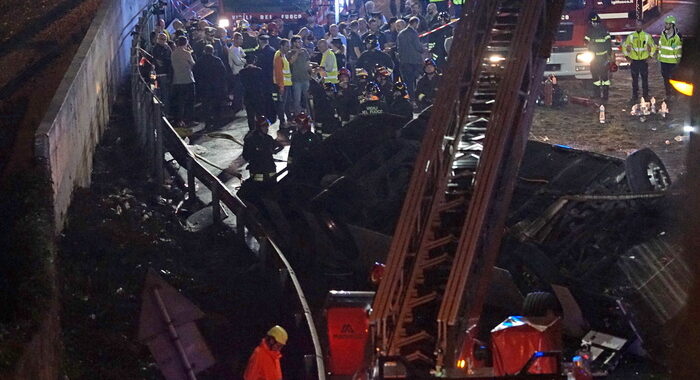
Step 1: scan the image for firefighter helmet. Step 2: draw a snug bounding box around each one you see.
[365,82,381,97]
[355,68,369,79]
[438,11,450,22]
[239,19,250,30]
[255,115,271,129]
[665,15,677,24]
[267,325,288,345]
[363,33,379,49]
[374,66,391,78]
[339,68,352,79]
[423,58,436,70]
[393,81,409,99]
[324,82,338,94]
[589,12,600,23]
[294,112,312,130]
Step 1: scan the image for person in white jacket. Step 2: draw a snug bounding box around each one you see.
[228,32,247,113]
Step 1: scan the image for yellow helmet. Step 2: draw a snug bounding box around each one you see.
[267,325,288,345]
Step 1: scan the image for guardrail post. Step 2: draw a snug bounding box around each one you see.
[153,100,164,184]
[211,187,221,225]
[186,157,196,201]
[237,210,246,244]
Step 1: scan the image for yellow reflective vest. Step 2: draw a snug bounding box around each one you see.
[658,32,682,64]
[622,31,656,61]
[321,49,338,84]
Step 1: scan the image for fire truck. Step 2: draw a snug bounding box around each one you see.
[215,0,318,27]
[545,0,663,79]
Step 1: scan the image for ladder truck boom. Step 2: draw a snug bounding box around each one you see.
[369,0,565,377]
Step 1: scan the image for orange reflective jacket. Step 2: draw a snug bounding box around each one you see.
[243,339,283,380]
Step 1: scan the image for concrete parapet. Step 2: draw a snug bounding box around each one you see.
[35,0,152,232]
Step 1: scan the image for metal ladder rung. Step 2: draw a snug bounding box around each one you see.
[424,235,455,250]
[395,330,434,349]
[421,254,450,270]
[408,291,438,308]
[405,350,434,364]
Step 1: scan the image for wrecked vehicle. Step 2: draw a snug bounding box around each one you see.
[237,111,688,375]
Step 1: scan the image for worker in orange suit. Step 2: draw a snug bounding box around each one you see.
[243,325,287,380]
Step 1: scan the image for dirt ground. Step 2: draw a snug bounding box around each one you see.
[57,95,304,380]
[531,61,688,182]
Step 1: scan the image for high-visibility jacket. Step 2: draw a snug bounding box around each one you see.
[658,32,682,64]
[321,49,339,84]
[453,0,465,4]
[622,31,656,61]
[430,0,447,2]
[274,50,292,87]
[244,339,283,380]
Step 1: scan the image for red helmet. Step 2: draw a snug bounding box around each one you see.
[339,68,352,79]
[294,112,311,130]
[256,115,271,129]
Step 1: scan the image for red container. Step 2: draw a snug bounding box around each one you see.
[491,316,562,376]
[325,291,375,376]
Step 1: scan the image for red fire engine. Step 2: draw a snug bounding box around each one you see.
[545,0,662,79]
[215,0,323,27]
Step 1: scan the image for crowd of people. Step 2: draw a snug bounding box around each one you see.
[145,0,455,140]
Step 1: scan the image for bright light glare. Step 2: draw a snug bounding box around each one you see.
[670,79,694,96]
[683,125,696,133]
[218,18,230,28]
[489,55,506,63]
[576,51,594,64]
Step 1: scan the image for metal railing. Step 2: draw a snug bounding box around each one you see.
[129,4,326,379]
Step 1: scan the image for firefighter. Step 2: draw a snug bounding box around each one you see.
[288,112,321,167]
[242,116,283,186]
[374,66,394,104]
[622,19,657,102]
[388,81,414,120]
[243,325,287,380]
[356,34,394,75]
[359,82,386,115]
[310,80,342,137]
[415,58,442,110]
[658,15,683,98]
[337,68,360,121]
[584,13,612,101]
[428,12,452,69]
[240,20,259,55]
[353,68,371,108]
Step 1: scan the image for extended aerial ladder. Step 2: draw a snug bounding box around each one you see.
[369,0,565,377]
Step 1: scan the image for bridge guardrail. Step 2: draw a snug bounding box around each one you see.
[129,5,326,379]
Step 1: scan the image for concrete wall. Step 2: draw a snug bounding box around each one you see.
[35,0,151,231]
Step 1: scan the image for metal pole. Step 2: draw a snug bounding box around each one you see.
[211,187,221,224]
[187,157,196,200]
[152,287,198,380]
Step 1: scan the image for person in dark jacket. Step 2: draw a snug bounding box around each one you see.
[242,116,283,184]
[397,17,426,98]
[239,54,266,130]
[415,58,442,110]
[152,32,172,107]
[387,81,413,120]
[309,80,341,137]
[256,34,278,124]
[193,44,228,129]
[356,34,394,75]
[336,68,359,121]
[428,12,452,68]
[288,112,321,168]
[359,82,386,115]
